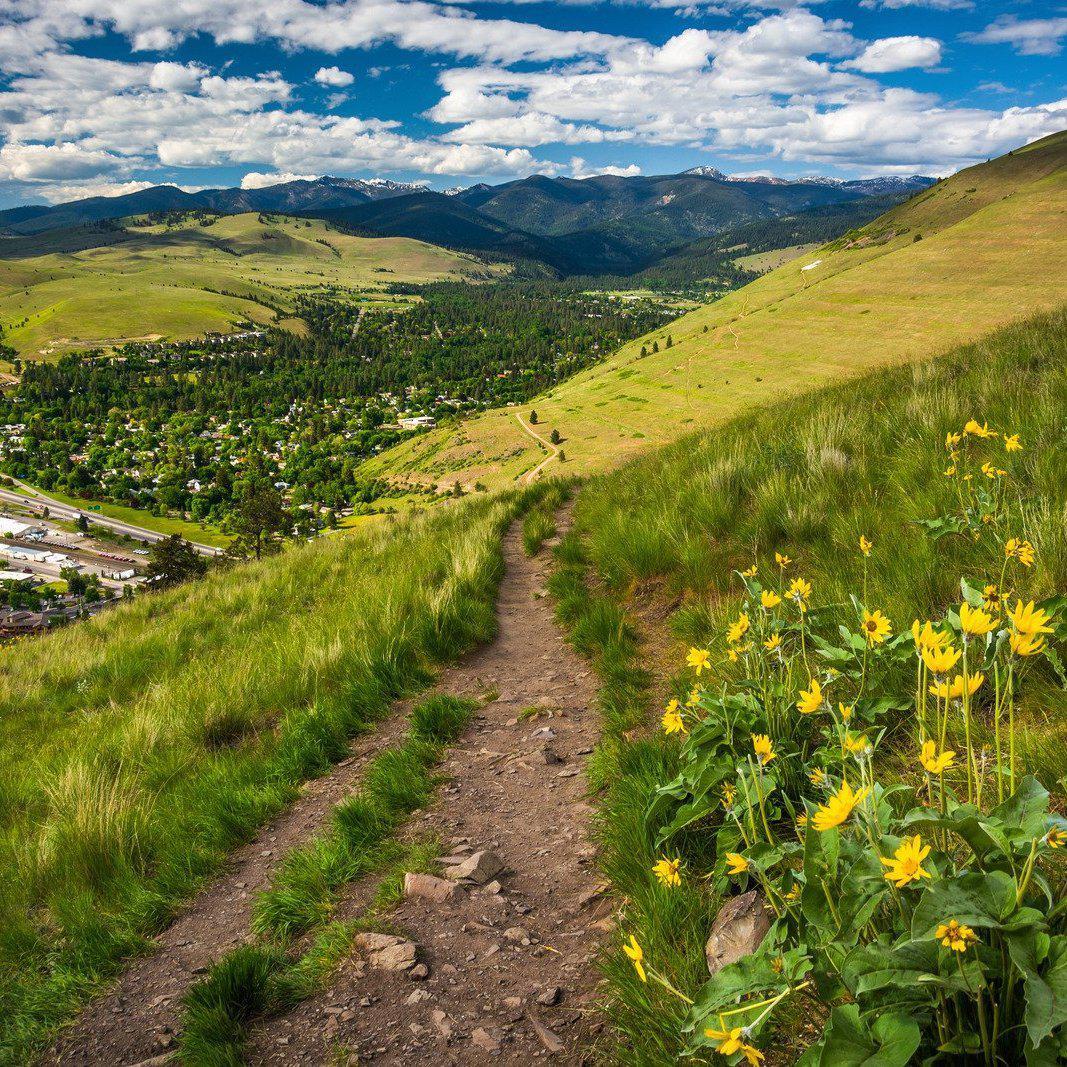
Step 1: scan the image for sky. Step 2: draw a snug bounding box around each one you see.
[0,0,1064,207]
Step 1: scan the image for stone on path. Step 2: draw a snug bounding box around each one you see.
[404,872,459,903]
[354,933,419,972]
[443,850,505,885]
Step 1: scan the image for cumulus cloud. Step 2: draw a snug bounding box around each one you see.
[569,157,641,179]
[34,179,158,204]
[313,66,355,88]
[843,36,942,73]
[962,17,1067,57]
[241,171,320,188]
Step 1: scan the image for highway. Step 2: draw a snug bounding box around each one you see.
[0,484,224,557]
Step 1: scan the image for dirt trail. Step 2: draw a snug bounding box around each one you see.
[47,514,608,1065]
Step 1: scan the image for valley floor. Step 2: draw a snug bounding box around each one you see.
[46,513,609,1065]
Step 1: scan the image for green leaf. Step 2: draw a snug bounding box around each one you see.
[818,1005,921,1067]
[1008,933,1067,1050]
[910,870,1021,938]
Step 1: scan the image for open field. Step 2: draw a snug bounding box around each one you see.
[0,213,502,358]
[732,241,820,273]
[364,131,1067,491]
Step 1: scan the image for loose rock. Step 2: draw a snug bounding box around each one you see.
[705,890,772,975]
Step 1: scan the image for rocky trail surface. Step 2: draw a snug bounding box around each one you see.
[48,514,610,1065]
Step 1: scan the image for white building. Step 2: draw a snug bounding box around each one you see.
[399,416,437,430]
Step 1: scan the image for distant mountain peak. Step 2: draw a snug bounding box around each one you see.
[684,166,727,180]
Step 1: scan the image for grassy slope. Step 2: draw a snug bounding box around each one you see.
[0,488,539,1061]
[555,308,1067,1061]
[364,131,1067,490]
[0,213,501,358]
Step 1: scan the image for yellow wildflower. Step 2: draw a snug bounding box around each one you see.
[622,935,647,982]
[982,584,1001,612]
[936,920,979,953]
[862,609,892,646]
[1010,631,1046,657]
[1004,433,1022,452]
[686,686,702,706]
[652,856,682,888]
[945,431,962,450]
[722,782,736,809]
[812,781,870,831]
[796,812,808,830]
[964,419,996,439]
[837,702,854,721]
[727,613,751,645]
[704,1026,765,1065]
[727,642,753,662]
[859,535,873,557]
[912,620,950,652]
[981,462,997,479]
[724,853,749,876]
[1046,828,1066,849]
[921,643,962,675]
[662,700,687,736]
[742,564,758,578]
[687,647,712,675]
[1007,599,1054,637]
[775,552,791,568]
[944,465,957,477]
[843,732,871,756]
[796,678,823,714]
[752,734,776,765]
[929,672,985,701]
[959,601,997,637]
[881,835,933,888]
[1005,537,1036,567]
[809,767,826,786]
[760,589,781,609]
[919,740,956,774]
[787,577,812,611]
[763,632,782,652]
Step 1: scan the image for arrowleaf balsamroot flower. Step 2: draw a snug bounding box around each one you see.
[959,602,997,637]
[921,643,962,675]
[837,702,854,721]
[919,740,956,774]
[763,633,781,652]
[687,647,712,675]
[727,613,751,644]
[982,584,1001,612]
[760,589,781,609]
[704,1026,765,1065]
[859,535,873,557]
[652,856,682,888]
[797,678,823,714]
[1046,828,1066,849]
[725,853,749,876]
[1004,537,1036,567]
[623,935,647,982]
[964,419,996,438]
[912,620,950,652]
[787,577,811,610]
[937,920,979,953]
[1009,631,1046,657]
[742,564,758,578]
[662,700,687,735]
[812,781,869,831]
[881,835,932,888]
[775,552,791,568]
[1003,432,1022,452]
[809,767,826,786]
[842,732,871,756]
[862,609,892,646]
[929,672,985,701]
[1007,599,1055,637]
[752,734,776,765]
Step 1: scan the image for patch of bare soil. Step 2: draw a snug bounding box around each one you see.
[47,514,608,1065]
[243,518,607,1064]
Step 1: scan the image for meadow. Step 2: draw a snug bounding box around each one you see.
[369,131,1067,491]
[551,308,1067,1062]
[0,213,499,359]
[0,486,543,1062]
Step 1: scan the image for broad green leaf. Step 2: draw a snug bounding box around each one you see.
[910,870,1020,938]
[818,1005,921,1067]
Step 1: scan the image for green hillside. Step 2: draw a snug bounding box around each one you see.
[551,308,1067,1063]
[0,212,501,359]
[0,488,538,1059]
[365,131,1067,490]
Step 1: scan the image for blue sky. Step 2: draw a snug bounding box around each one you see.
[0,0,1064,207]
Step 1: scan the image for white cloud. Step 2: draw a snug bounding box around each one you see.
[34,179,157,204]
[569,157,641,179]
[441,113,632,147]
[0,141,122,181]
[843,36,942,73]
[861,0,972,10]
[240,171,320,189]
[962,17,1067,57]
[313,66,354,88]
